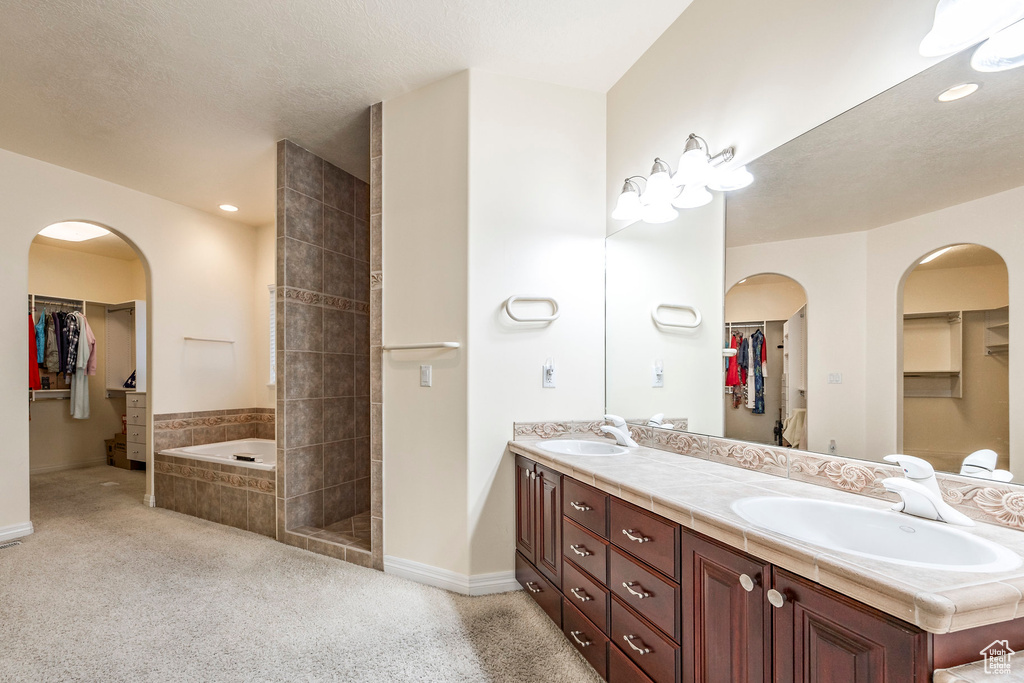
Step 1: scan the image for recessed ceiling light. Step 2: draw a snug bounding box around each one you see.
[219,204,239,212]
[937,83,980,102]
[38,221,111,242]
[921,246,954,264]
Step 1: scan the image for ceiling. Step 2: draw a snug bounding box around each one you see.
[32,233,140,261]
[726,49,1024,247]
[0,0,692,227]
[913,243,1005,271]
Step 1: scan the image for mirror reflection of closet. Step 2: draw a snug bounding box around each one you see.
[724,274,807,449]
[901,244,1009,479]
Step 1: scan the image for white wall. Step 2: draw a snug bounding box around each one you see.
[252,222,276,409]
[383,70,606,579]
[606,199,725,436]
[383,72,471,576]
[726,184,1024,478]
[0,147,266,536]
[29,243,146,302]
[466,71,606,575]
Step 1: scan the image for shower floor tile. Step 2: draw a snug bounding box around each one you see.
[302,512,371,551]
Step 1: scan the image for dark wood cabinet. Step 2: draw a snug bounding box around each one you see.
[772,568,929,683]
[682,530,770,683]
[514,455,561,588]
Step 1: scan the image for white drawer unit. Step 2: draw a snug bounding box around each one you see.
[125,392,147,462]
[126,407,146,426]
[127,442,146,462]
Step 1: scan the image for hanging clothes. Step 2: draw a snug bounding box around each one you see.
[28,314,42,390]
[725,334,741,386]
[70,311,95,420]
[750,329,766,415]
[63,312,81,376]
[34,308,46,364]
[45,312,61,374]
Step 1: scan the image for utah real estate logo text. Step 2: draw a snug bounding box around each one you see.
[981,640,1015,675]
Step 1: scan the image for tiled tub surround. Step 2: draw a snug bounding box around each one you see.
[509,428,1024,635]
[153,408,275,452]
[154,451,276,537]
[276,139,372,568]
[368,102,383,571]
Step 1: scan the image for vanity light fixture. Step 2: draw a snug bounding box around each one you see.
[38,221,111,242]
[920,0,1024,72]
[937,83,980,101]
[920,246,954,264]
[219,204,239,212]
[612,133,751,224]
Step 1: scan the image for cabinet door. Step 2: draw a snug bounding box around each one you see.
[682,531,770,683]
[514,456,536,564]
[772,569,928,683]
[535,462,562,588]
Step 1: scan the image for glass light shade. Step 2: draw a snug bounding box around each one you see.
[673,147,712,187]
[641,170,676,206]
[641,202,679,224]
[972,19,1024,71]
[707,165,755,191]
[919,0,1024,56]
[611,186,643,221]
[38,221,111,242]
[671,185,713,209]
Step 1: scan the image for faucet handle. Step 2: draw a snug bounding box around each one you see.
[883,454,935,480]
[604,414,627,429]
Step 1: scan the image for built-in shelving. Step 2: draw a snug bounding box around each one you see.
[903,310,962,398]
[984,306,1009,356]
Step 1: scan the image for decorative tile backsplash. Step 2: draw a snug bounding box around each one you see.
[512,419,1024,532]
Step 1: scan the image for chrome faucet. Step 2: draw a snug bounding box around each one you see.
[601,414,638,447]
[881,454,974,526]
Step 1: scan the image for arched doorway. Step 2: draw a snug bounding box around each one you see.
[724,273,808,448]
[28,220,153,507]
[900,243,1010,480]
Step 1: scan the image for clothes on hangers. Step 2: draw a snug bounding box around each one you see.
[45,312,60,373]
[725,334,741,386]
[63,312,81,376]
[34,308,46,364]
[28,314,42,390]
[750,329,766,415]
[70,311,96,419]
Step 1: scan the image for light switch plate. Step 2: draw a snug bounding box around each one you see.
[542,359,556,388]
[420,365,432,387]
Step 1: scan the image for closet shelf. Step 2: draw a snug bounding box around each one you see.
[29,389,71,401]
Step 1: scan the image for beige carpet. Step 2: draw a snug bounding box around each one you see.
[0,466,600,682]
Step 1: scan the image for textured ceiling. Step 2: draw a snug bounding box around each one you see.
[0,0,691,227]
[726,50,1024,247]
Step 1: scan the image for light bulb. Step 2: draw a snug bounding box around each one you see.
[673,136,712,187]
[707,165,754,191]
[611,181,643,221]
[641,203,679,224]
[672,185,713,209]
[640,159,676,205]
[919,0,1024,57]
[972,19,1024,71]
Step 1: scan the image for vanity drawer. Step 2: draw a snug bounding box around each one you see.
[608,643,655,683]
[564,477,608,538]
[609,547,680,642]
[563,558,609,634]
[126,407,146,426]
[610,499,680,581]
[563,518,608,585]
[126,443,146,462]
[126,392,146,408]
[563,599,608,679]
[126,426,147,445]
[611,597,680,683]
[516,551,561,628]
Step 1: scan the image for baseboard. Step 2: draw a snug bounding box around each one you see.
[30,457,108,476]
[383,555,520,596]
[0,521,34,543]
[143,494,156,508]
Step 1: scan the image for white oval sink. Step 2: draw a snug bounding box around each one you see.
[732,496,1022,573]
[536,439,629,457]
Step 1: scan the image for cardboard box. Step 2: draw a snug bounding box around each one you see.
[107,434,137,470]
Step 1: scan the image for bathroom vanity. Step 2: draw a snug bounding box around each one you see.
[510,439,1024,682]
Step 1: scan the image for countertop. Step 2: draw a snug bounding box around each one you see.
[509,438,1024,635]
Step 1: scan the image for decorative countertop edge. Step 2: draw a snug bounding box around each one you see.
[508,437,1024,635]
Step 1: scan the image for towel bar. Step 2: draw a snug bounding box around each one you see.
[503,296,560,323]
[652,303,702,329]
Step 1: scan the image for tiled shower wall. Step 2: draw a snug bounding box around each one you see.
[369,102,383,570]
[276,140,372,563]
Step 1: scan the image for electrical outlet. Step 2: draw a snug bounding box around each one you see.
[828,373,843,384]
[652,360,664,388]
[542,358,556,388]
[828,439,837,454]
[420,365,432,387]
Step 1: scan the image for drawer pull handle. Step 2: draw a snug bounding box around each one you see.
[622,581,650,599]
[622,529,650,543]
[767,589,786,608]
[623,634,650,655]
[525,581,542,594]
[739,574,755,593]
[569,544,591,557]
[570,501,592,512]
[570,587,592,602]
[570,630,592,648]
